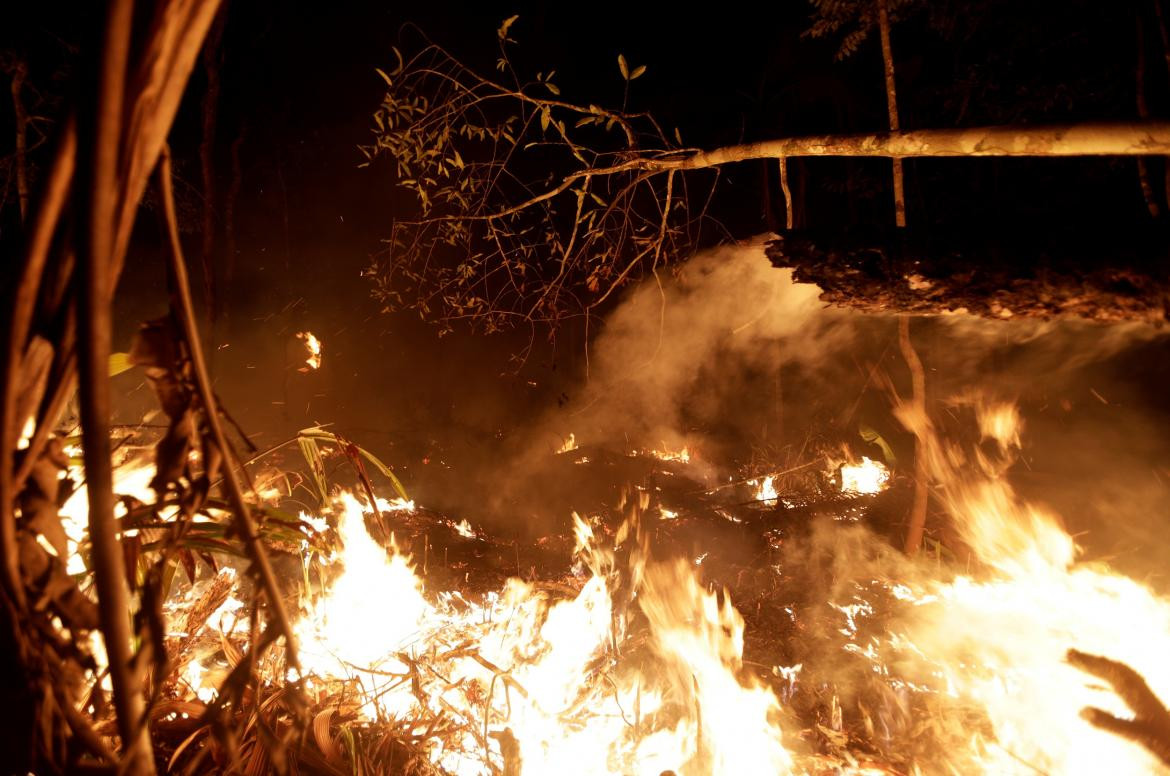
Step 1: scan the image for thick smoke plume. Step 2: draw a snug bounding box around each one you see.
[488,236,1170,565]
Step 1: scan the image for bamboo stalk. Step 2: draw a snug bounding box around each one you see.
[77,0,154,771]
[9,60,29,223]
[0,119,77,609]
[156,148,301,674]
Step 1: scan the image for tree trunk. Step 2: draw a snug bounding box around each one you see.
[673,122,1170,169]
[78,1,154,770]
[9,60,29,223]
[766,227,1170,322]
[877,0,906,227]
[200,9,227,342]
[1136,11,1162,218]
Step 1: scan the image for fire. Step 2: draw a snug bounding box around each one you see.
[839,456,889,495]
[751,475,778,505]
[297,330,322,370]
[649,444,690,463]
[853,398,1170,775]
[556,432,577,454]
[292,492,791,774]
[630,443,692,463]
[50,387,1170,774]
[59,454,157,575]
[655,447,687,463]
[17,415,34,450]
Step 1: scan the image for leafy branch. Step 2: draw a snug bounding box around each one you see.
[362,21,713,335]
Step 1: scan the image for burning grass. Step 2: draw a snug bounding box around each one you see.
[32,405,1170,774]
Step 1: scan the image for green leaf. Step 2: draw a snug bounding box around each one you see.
[545,82,560,95]
[540,107,550,132]
[297,435,330,508]
[859,423,897,466]
[629,64,646,80]
[674,127,683,144]
[375,67,393,87]
[498,14,519,40]
[618,53,629,80]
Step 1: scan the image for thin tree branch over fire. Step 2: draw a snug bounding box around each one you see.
[363,23,712,334]
[365,23,1170,335]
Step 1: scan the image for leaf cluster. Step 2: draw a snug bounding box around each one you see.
[362,22,714,337]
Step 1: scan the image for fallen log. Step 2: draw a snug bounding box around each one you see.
[766,227,1170,322]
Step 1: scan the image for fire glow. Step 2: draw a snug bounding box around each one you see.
[63,402,1170,774]
[839,456,890,495]
[293,493,788,774]
[297,330,322,371]
[278,403,1170,774]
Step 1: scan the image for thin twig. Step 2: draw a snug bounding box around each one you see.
[156,147,302,674]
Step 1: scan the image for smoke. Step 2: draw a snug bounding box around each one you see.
[480,236,1170,558]
[565,236,857,460]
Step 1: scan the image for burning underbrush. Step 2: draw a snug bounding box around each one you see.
[55,400,1170,775]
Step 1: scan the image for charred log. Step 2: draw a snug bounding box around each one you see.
[766,227,1170,322]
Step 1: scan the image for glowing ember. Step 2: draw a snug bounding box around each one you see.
[452,518,476,538]
[839,456,890,495]
[297,330,322,371]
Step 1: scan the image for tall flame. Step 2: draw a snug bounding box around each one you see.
[297,331,322,371]
[294,493,790,774]
[872,398,1170,774]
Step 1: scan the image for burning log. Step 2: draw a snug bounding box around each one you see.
[766,227,1170,322]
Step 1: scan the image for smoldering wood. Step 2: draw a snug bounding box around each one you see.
[765,227,1170,322]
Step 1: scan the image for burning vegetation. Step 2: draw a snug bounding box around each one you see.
[17,242,1170,775]
[8,1,1170,775]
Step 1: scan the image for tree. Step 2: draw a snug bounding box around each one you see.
[363,20,1170,340]
[363,21,710,335]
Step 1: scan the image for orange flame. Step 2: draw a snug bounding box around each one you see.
[297,331,322,371]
